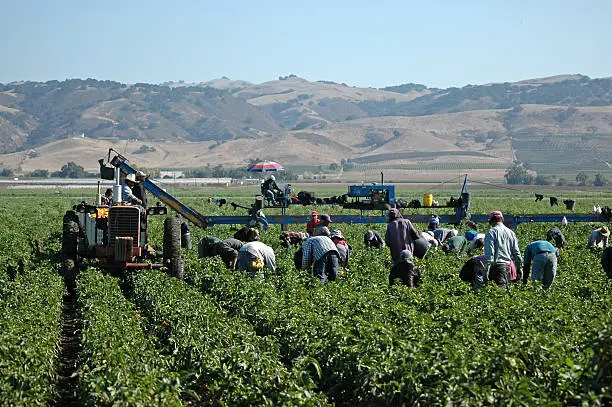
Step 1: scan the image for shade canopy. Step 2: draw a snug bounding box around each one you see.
[247,160,285,172]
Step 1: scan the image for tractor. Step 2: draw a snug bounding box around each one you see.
[61,152,184,288]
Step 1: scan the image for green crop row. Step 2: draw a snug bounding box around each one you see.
[185,220,612,405]
[131,268,329,406]
[0,263,64,406]
[76,268,182,406]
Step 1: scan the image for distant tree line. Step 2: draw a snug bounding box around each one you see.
[505,164,609,186]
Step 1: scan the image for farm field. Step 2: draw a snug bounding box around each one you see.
[0,186,610,406]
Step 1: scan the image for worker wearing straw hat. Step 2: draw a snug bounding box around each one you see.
[588,226,610,249]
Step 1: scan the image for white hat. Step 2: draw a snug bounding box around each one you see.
[125,173,138,183]
[450,229,458,237]
[136,170,146,178]
[330,229,343,239]
[269,174,276,181]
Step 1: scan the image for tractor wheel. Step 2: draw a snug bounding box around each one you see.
[61,211,80,292]
[170,257,185,280]
[62,211,79,258]
[163,217,182,279]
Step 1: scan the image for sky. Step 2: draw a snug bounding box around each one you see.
[1,0,611,89]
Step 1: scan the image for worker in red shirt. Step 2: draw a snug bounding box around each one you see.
[306,211,320,235]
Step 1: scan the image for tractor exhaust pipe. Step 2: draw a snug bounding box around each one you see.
[114,165,122,203]
[96,181,102,205]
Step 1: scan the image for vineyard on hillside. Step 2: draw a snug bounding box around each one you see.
[0,188,610,406]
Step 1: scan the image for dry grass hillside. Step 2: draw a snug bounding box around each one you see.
[2,75,612,181]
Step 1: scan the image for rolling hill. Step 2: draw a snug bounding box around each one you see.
[1,75,612,178]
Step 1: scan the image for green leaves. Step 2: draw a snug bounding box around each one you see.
[77,268,182,406]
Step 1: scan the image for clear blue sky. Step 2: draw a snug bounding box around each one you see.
[1,0,610,89]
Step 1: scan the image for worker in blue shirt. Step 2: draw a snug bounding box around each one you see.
[522,240,559,288]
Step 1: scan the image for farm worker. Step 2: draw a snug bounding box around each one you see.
[177,214,192,250]
[427,215,440,231]
[306,211,320,235]
[312,214,332,237]
[442,235,468,255]
[413,237,431,259]
[301,235,339,283]
[600,246,612,279]
[120,173,143,205]
[364,230,385,248]
[215,238,244,269]
[385,208,420,264]
[466,230,486,253]
[261,174,282,205]
[389,250,421,287]
[133,170,148,208]
[588,226,609,249]
[433,228,456,244]
[546,227,567,250]
[101,188,113,206]
[280,231,309,248]
[483,211,523,287]
[237,240,276,277]
[421,230,439,249]
[330,229,351,267]
[198,236,243,269]
[459,254,486,290]
[522,240,559,288]
[234,227,260,243]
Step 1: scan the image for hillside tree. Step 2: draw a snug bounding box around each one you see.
[576,172,590,186]
[505,164,533,185]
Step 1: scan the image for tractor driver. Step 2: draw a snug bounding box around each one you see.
[121,173,143,206]
[262,175,283,205]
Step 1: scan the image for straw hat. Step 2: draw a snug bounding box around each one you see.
[125,173,139,183]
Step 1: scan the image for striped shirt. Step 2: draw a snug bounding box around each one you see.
[301,236,338,270]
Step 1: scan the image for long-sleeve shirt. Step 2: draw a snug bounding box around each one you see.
[312,224,331,237]
[306,219,320,235]
[483,223,523,272]
[433,228,453,243]
[121,182,140,204]
[468,233,486,250]
[133,182,148,207]
[238,241,276,272]
[588,230,608,248]
[301,236,338,270]
[445,236,468,254]
[364,230,385,248]
[385,219,420,263]
[522,240,558,279]
[335,241,351,266]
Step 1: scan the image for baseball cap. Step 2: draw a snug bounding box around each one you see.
[489,211,504,222]
[599,226,610,236]
[319,214,331,223]
[311,210,318,216]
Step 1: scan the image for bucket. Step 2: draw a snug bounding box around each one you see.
[423,193,433,207]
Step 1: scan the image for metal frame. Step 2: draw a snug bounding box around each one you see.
[105,150,610,230]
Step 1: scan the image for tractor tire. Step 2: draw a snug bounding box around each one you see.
[169,257,185,280]
[61,211,80,292]
[163,217,182,278]
[62,211,79,259]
